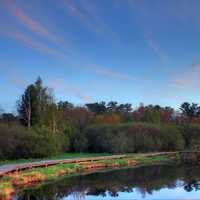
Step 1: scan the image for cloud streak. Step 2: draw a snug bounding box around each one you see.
[3,0,62,47]
[49,78,94,103]
[62,0,119,41]
[0,28,67,60]
[172,63,200,89]
[91,64,136,81]
[10,75,26,88]
[144,31,168,65]
[0,0,136,83]
[127,0,168,66]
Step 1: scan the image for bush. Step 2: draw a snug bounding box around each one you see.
[18,126,64,158]
[0,123,27,159]
[0,124,65,159]
[84,123,184,153]
[72,130,88,152]
[0,122,186,159]
[180,124,200,148]
[159,125,184,151]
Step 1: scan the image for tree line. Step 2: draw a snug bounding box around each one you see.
[0,77,200,159]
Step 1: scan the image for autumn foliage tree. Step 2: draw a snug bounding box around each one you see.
[94,113,121,125]
[2,77,200,159]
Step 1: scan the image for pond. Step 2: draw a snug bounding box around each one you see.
[14,164,200,200]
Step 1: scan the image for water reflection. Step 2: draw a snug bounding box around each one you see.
[15,164,200,200]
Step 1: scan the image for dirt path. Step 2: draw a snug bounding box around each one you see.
[0,152,177,177]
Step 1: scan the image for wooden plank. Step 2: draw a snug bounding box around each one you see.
[0,152,177,177]
[0,155,126,177]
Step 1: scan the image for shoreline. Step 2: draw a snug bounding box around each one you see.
[0,153,179,200]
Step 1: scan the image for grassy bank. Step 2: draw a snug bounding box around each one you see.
[0,153,179,199]
[0,153,110,165]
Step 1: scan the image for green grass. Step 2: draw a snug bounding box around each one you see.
[0,152,110,165]
[0,153,179,199]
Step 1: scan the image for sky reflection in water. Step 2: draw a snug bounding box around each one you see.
[16,164,200,200]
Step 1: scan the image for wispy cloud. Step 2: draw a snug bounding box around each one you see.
[172,63,200,89]
[49,78,94,103]
[127,0,168,66]
[79,0,118,39]
[62,0,119,41]
[0,25,133,83]
[10,75,26,88]
[0,66,26,89]
[91,64,136,81]
[0,28,67,60]
[144,31,168,65]
[0,0,135,83]
[3,0,62,47]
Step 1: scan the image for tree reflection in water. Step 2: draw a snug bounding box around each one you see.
[15,164,200,200]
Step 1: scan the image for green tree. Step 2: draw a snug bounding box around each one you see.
[0,106,3,115]
[86,102,106,114]
[18,77,52,128]
[18,84,36,128]
[143,108,161,124]
[180,102,200,118]
[107,101,118,112]
[117,103,132,113]
[58,101,74,110]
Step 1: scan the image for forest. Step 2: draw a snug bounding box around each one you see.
[0,77,200,159]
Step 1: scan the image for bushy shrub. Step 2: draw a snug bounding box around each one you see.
[19,126,64,158]
[0,123,27,159]
[180,124,200,148]
[159,125,184,151]
[84,123,184,153]
[71,130,88,152]
[0,123,66,159]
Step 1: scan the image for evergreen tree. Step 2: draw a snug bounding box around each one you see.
[18,77,52,128]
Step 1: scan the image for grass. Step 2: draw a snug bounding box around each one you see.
[0,152,110,165]
[0,153,180,199]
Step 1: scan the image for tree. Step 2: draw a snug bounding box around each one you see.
[143,108,161,124]
[18,84,35,128]
[107,101,118,112]
[0,106,3,115]
[117,103,132,113]
[33,77,53,125]
[160,107,174,123]
[18,77,53,128]
[58,101,74,111]
[180,102,200,118]
[86,102,106,114]
[68,107,93,132]
[94,113,121,124]
[1,113,16,124]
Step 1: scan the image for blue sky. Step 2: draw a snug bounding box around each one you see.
[1,0,200,112]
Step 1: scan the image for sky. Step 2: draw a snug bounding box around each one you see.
[1,0,200,112]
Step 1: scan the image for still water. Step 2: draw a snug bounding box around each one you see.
[14,164,200,200]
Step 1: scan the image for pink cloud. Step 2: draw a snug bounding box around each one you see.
[10,76,25,88]
[49,78,94,103]
[0,28,67,60]
[172,63,200,89]
[92,65,136,81]
[3,0,61,46]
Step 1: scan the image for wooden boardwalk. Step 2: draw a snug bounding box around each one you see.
[0,155,126,177]
[0,152,177,177]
